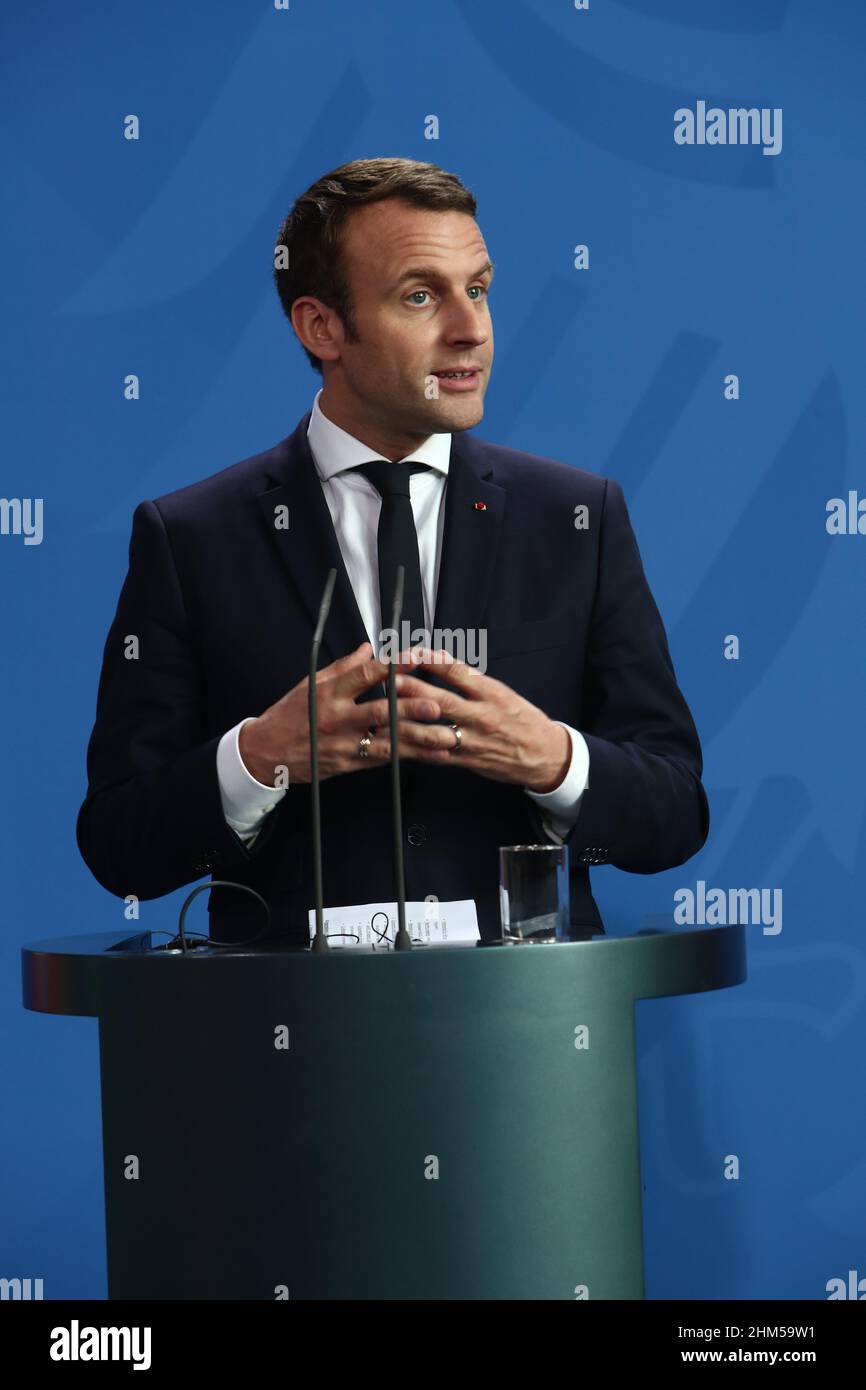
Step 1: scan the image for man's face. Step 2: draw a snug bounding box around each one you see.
[313,199,494,449]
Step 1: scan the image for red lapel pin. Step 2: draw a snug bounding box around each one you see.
[473,501,487,511]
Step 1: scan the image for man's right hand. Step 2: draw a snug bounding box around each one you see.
[237,642,441,786]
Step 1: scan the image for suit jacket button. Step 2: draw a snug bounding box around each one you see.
[407,823,426,846]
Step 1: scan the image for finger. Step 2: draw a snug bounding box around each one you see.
[334,649,393,698]
[391,670,452,701]
[392,644,448,672]
[341,732,453,771]
[390,718,461,753]
[351,695,442,728]
[395,673,465,719]
[394,647,490,697]
[355,669,444,711]
[321,641,375,677]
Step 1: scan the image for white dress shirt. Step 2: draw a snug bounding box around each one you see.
[217,389,590,847]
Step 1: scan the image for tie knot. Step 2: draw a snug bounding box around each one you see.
[356,459,430,498]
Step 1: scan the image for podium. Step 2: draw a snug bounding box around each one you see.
[22,924,746,1300]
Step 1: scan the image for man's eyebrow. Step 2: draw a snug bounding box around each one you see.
[391,260,495,290]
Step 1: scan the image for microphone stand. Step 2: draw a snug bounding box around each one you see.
[310,569,337,953]
[389,566,412,951]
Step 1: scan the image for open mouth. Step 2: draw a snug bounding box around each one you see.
[432,369,481,389]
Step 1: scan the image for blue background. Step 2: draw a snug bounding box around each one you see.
[2,0,864,1299]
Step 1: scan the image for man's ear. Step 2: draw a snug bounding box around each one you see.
[290,295,342,367]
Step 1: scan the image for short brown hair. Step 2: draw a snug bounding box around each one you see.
[273,157,478,375]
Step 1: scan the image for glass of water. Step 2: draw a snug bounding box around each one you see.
[499,844,571,943]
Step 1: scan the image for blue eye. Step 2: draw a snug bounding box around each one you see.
[407,285,489,306]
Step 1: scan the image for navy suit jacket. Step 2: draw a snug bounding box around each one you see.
[77,410,710,944]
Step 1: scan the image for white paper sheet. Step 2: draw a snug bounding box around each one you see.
[307,900,480,949]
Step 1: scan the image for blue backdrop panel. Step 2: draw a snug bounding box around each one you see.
[1,0,863,1299]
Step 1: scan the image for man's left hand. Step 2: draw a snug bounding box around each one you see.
[392,647,571,793]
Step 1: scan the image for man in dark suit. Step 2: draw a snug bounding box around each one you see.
[77,157,709,945]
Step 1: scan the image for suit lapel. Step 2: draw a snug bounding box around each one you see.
[402,433,505,794]
[254,415,506,716]
[255,413,371,667]
[432,431,505,643]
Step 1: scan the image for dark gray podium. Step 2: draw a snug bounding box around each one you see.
[22,925,746,1300]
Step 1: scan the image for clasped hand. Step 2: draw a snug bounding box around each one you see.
[238,641,570,794]
[392,645,570,793]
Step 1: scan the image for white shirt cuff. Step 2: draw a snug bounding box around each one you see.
[524,722,590,843]
[216,718,287,843]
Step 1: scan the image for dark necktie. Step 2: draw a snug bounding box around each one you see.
[355,460,430,650]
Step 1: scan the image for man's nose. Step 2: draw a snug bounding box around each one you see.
[443,296,490,343]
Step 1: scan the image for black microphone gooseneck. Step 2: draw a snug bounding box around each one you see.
[389,565,412,951]
[310,569,338,953]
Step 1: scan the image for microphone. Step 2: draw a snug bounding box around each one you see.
[152,570,337,956]
[309,568,338,953]
[388,566,412,951]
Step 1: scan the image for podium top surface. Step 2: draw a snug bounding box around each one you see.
[22,925,747,1018]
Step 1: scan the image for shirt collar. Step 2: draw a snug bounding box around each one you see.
[307,387,451,482]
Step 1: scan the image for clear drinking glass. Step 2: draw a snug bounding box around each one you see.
[499,844,571,943]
